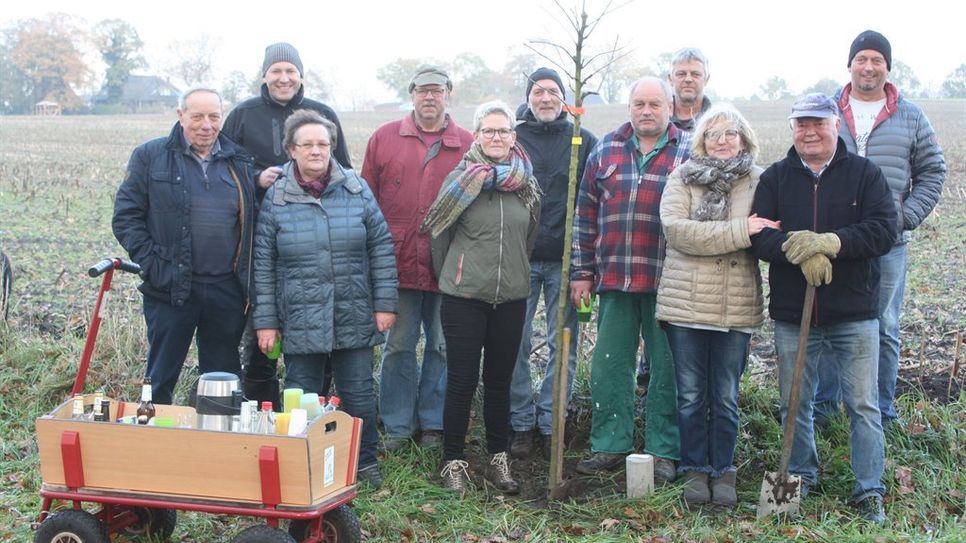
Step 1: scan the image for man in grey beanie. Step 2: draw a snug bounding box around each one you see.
[508,67,597,459]
[222,42,352,434]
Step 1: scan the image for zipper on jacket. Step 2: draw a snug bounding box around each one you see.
[494,195,505,307]
[811,176,820,326]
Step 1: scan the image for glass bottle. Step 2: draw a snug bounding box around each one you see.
[136,377,155,425]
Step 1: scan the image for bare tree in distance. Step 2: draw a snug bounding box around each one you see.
[804,78,841,97]
[302,68,334,103]
[943,63,966,98]
[890,60,922,97]
[524,0,628,498]
[165,35,218,88]
[759,75,792,100]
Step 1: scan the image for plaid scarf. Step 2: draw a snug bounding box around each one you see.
[293,163,331,199]
[677,151,754,221]
[421,142,540,238]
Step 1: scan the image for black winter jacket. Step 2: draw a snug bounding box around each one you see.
[222,84,352,184]
[751,139,898,326]
[113,123,257,306]
[514,106,597,262]
[252,160,398,354]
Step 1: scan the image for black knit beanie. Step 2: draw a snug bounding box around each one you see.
[848,30,892,71]
[262,42,304,76]
[526,67,566,100]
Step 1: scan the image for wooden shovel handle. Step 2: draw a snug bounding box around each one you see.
[778,284,816,476]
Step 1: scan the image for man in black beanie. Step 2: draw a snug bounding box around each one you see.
[508,67,597,459]
[222,42,352,419]
[813,30,947,493]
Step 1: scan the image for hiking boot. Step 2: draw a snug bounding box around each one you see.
[681,471,710,504]
[510,429,534,459]
[486,452,520,494]
[382,436,409,453]
[654,457,677,484]
[856,494,887,525]
[440,459,471,493]
[419,430,443,448]
[710,471,737,507]
[357,463,384,489]
[575,452,624,475]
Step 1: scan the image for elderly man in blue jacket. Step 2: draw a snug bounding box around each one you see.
[113,87,256,405]
[751,93,898,524]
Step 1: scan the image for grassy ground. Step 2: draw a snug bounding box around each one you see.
[0,101,964,542]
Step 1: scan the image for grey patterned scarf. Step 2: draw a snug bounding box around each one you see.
[677,151,754,221]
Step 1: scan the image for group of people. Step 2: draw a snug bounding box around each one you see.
[112,30,946,524]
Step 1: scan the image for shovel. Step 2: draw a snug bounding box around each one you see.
[758,284,816,518]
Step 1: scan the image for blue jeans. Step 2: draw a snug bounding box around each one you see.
[774,319,886,501]
[814,244,907,424]
[285,348,379,469]
[509,261,579,435]
[378,289,446,438]
[666,324,748,478]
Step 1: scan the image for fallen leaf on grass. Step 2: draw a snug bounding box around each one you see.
[370,489,392,501]
[461,533,479,542]
[420,503,436,513]
[905,422,927,434]
[895,466,916,494]
[506,527,525,540]
[599,518,620,531]
[623,506,641,519]
[562,525,586,536]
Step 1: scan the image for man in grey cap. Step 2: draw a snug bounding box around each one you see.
[362,65,473,452]
[814,30,947,430]
[750,93,897,524]
[222,42,352,409]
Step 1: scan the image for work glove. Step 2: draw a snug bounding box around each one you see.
[799,253,832,286]
[782,230,841,265]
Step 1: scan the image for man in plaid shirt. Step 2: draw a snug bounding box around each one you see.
[570,77,691,481]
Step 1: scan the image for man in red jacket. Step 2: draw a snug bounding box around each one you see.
[362,66,474,451]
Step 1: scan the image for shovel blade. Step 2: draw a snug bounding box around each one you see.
[757,471,803,518]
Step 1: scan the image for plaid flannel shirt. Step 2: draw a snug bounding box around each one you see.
[571,122,691,293]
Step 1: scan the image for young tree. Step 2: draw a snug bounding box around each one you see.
[525,0,628,496]
[93,19,146,104]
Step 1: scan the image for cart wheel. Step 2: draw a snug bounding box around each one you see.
[289,505,360,543]
[34,509,109,543]
[119,507,177,540]
[232,524,297,543]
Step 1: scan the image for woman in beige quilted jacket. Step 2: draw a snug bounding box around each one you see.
[656,104,780,507]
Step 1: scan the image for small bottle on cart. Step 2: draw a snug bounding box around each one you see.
[322,396,341,413]
[136,377,155,425]
[70,395,86,419]
[254,401,276,434]
[96,399,111,422]
[88,390,104,420]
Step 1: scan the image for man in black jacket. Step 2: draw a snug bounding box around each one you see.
[113,87,256,405]
[750,93,897,524]
[508,68,597,459]
[222,43,351,405]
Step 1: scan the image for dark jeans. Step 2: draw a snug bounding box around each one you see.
[284,348,379,469]
[243,321,333,407]
[666,324,749,477]
[143,277,246,405]
[441,295,526,462]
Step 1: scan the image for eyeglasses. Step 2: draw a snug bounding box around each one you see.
[479,128,514,140]
[704,129,740,142]
[413,87,446,98]
[294,141,331,150]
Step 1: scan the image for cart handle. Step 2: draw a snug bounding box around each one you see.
[88,258,141,277]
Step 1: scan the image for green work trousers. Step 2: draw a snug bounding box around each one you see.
[589,291,680,460]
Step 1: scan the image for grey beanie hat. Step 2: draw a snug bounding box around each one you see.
[526,67,565,100]
[262,42,303,76]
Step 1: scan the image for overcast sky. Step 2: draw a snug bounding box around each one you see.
[3,0,963,108]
